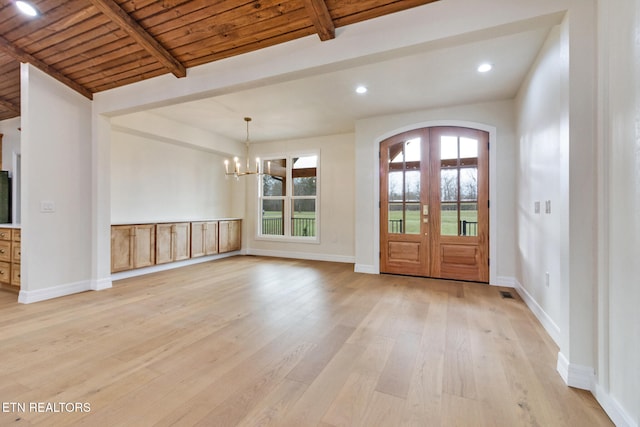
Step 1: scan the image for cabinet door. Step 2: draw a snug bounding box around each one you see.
[191,222,206,258]
[111,226,134,272]
[0,261,10,284]
[219,220,241,253]
[10,264,20,287]
[204,221,218,255]
[0,241,10,262]
[156,224,174,264]
[133,224,156,268]
[173,223,191,261]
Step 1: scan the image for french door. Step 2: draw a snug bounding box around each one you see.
[380,126,489,282]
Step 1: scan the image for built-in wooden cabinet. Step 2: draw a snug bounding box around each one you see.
[156,222,191,264]
[0,227,21,291]
[111,224,156,273]
[219,220,241,253]
[111,219,241,273]
[191,221,218,258]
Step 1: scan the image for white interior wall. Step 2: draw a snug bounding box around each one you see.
[246,133,355,262]
[514,23,569,346]
[354,99,517,282]
[111,129,234,223]
[596,0,640,425]
[19,64,93,302]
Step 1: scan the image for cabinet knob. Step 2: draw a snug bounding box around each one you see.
[0,249,4,254]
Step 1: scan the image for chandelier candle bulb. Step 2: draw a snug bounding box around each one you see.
[224,159,229,174]
[256,158,260,173]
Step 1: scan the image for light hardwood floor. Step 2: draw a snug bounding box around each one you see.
[0,257,612,426]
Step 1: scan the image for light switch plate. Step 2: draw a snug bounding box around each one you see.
[40,201,55,213]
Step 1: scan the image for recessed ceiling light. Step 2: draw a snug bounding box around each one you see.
[16,1,38,17]
[355,85,368,94]
[477,63,493,73]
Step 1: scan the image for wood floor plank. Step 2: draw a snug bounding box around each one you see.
[0,257,614,427]
[375,331,421,399]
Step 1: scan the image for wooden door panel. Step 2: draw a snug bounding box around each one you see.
[172,223,191,261]
[429,127,489,283]
[111,225,133,273]
[155,224,173,264]
[204,221,219,255]
[380,126,489,283]
[388,241,422,262]
[133,224,156,268]
[380,129,429,276]
[191,222,206,258]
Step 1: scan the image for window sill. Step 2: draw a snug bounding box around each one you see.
[255,235,320,245]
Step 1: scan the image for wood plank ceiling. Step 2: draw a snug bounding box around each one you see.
[0,0,439,121]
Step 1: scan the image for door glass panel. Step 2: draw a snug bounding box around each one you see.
[440,169,458,202]
[386,138,421,235]
[405,171,420,202]
[388,203,404,233]
[439,136,480,236]
[460,137,478,159]
[441,202,458,236]
[441,136,458,160]
[460,167,478,201]
[404,138,421,162]
[262,199,284,235]
[461,202,478,236]
[388,172,403,202]
[405,203,420,234]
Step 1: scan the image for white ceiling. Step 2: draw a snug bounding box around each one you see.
[148,14,560,144]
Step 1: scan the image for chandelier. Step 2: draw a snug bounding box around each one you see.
[224,117,262,178]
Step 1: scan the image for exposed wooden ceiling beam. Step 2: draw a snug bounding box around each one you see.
[0,98,20,115]
[88,0,187,78]
[0,35,93,100]
[302,0,335,41]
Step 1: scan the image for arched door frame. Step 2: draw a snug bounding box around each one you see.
[371,120,498,284]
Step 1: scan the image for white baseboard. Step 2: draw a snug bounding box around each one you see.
[493,276,517,287]
[245,248,355,264]
[91,277,112,291]
[18,279,93,304]
[593,383,638,427]
[556,352,595,391]
[354,264,377,274]
[509,276,561,346]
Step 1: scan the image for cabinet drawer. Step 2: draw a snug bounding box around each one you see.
[12,243,20,262]
[0,241,10,262]
[0,261,10,284]
[12,229,20,242]
[10,264,20,287]
[0,228,10,241]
